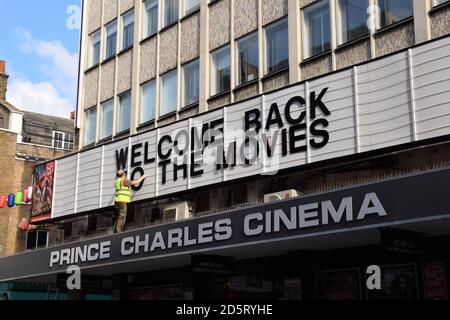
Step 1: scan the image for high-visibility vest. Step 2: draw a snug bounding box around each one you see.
[115,177,131,203]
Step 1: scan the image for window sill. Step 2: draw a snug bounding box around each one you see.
[137,119,155,131]
[208,89,231,102]
[118,45,133,57]
[97,136,113,145]
[81,143,96,151]
[84,63,99,74]
[429,1,450,15]
[233,78,259,92]
[114,129,130,139]
[181,102,199,111]
[101,55,116,65]
[374,17,414,36]
[262,66,289,81]
[300,50,332,66]
[160,21,178,33]
[158,111,177,121]
[181,7,200,22]
[208,0,222,7]
[140,32,157,45]
[335,34,370,52]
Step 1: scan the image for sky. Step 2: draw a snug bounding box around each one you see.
[0,0,81,118]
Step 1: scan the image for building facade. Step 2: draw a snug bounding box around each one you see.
[0,60,76,258]
[1,0,450,300]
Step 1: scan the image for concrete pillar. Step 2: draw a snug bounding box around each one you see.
[413,0,431,44]
[288,0,302,83]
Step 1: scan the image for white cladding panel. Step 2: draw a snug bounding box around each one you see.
[52,155,78,218]
[76,148,102,213]
[49,37,450,219]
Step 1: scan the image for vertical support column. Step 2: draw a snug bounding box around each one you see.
[155,1,162,126]
[131,0,142,134]
[112,1,121,136]
[257,0,264,94]
[305,81,311,164]
[77,0,88,150]
[199,0,210,113]
[368,0,377,59]
[98,145,105,208]
[407,49,418,142]
[413,0,431,44]
[330,0,338,71]
[288,0,302,83]
[230,0,236,103]
[95,1,106,144]
[176,1,183,121]
[352,66,361,153]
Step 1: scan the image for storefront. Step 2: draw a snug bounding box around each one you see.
[1,166,450,300]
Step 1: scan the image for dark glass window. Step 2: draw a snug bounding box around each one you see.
[265,19,289,74]
[378,0,413,28]
[338,0,369,44]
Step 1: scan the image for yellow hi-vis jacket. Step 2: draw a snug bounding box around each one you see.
[115,177,131,203]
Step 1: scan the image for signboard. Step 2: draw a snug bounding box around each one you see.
[28,37,450,220]
[31,161,55,223]
[367,264,418,300]
[380,228,424,255]
[422,262,448,300]
[2,167,450,282]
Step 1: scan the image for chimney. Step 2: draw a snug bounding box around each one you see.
[0,60,9,101]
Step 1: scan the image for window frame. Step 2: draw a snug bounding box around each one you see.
[117,92,132,134]
[210,45,231,97]
[264,18,289,75]
[104,19,118,60]
[433,0,450,6]
[182,59,200,108]
[302,0,331,59]
[184,0,200,16]
[84,107,97,146]
[337,0,369,45]
[163,0,179,28]
[121,9,135,50]
[52,131,65,150]
[100,99,114,140]
[140,79,157,125]
[236,32,259,86]
[376,0,414,30]
[89,29,101,67]
[160,69,178,116]
[143,0,159,39]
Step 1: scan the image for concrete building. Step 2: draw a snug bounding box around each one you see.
[0,60,76,257]
[1,0,450,300]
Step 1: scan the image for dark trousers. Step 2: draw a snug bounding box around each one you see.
[114,202,128,233]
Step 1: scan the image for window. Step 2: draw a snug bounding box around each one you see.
[52,131,74,150]
[185,0,200,15]
[100,99,114,139]
[377,0,413,29]
[122,10,135,49]
[210,46,231,96]
[26,230,48,251]
[84,107,97,146]
[434,0,449,6]
[140,80,156,124]
[303,0,331,58]
[164,0,179,27]
[237,32,259,85]
[89,30,101,66]
[338,0,369,44]
[143,0,158,38]
[160,70,178,116]
[265,19,289,74]
[118,93,131,133]
[105,20,117,59]
[183,59,200,107]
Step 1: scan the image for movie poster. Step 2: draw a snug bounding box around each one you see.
[367,264,418,300]
[317,269,361,300]
[284,278,302,300]
[423,262,448,300]
[31,161,55,222]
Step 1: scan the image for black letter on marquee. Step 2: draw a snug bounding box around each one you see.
[285,96,306,125]
[190,151,204,177]
[158,135,173,160]
[310,88,331,120]
[289,124,307,154]
[245,109,261,133]
[116,147,129,171]
[144,142,156,165]
[310,118,330,149]
[130,167,145,191]
[281,129,288,157]
[173,162,188,182]
[158,160,171,184]
[265,103,284,131]
[131,143,143,167]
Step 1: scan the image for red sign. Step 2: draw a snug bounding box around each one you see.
[423,262,448,300]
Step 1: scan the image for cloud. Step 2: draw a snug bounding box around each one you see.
[7,79,74,118]
[6,27,77,118]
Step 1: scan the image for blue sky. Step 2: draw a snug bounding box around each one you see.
[0,0,81,118]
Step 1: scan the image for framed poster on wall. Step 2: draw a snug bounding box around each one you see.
[31,161,55,223]
[422,262,448,300]
[316,268,361,300]
[367,264,419,300]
